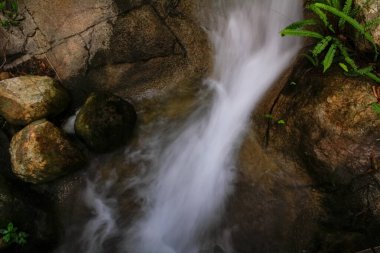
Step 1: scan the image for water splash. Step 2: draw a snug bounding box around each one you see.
[124,1,302,252]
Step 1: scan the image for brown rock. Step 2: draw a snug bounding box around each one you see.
[10,119,85,184]
[0,75,70,125]
[0,72,10,81]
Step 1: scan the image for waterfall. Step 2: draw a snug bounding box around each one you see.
[124,1,302,253]
[72,1,302,252]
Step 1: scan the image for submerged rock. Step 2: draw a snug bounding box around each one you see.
[10,119,86,184]
[0,76,70,125]
[75,92,137,153]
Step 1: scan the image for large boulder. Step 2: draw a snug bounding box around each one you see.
[10,119,86,184]
[74,92,137,153]
[262,65,380,252]
[0,76,70,125]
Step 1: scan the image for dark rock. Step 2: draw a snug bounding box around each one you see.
[10,119,86,184]
[108,5,178,64]
[0,175,57,252]
[0,76,70,125]
[75,92,137,153]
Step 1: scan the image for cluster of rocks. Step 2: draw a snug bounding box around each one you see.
[0,75,137,184]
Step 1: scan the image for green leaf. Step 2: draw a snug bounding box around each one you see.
[3,233,10,243]
[283,19,318,30]
[332,0,341,9]
[311,35,332,57]
[312,3,376,54]
[323,43,337,72]
[335,40,358,70]
[356,66,373,75]
[289,81,297,86]
[309,4,330,28]
[7,223,13,231]
[280,28,324,39]
[365,72,380,83]
[0,1,5,10]
[339,62,349,72]
[264,114,273,120]
[365,17,380,31]
[11,1,18,11]
[371,102,380,114]
[277,119,286,125]
[339,0,352,29]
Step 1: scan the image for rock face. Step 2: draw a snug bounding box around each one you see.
[0,76,70,125]
[10,119,86,184]
[226,129,323,253]
[355,0,380,47]
[75,92,137,152]
[261,65,380,252]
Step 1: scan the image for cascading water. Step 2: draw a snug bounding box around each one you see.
[124,1,302,252]
[72,1,302,252]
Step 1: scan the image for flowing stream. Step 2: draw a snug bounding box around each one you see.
[71,1,302,253]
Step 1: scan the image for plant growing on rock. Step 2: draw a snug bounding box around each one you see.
[0,222,28,246]
[0,0,22,29]
[281,0,380,83]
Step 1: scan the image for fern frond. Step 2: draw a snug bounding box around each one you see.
[312,3,374,43]
[284,19,318,30]
[332,0,341,9]
[309,4,335,32]
[280,29,324,39]
[338,0,352,29]
[311,36,332,56]
[356,66,373,75]
[335,40,358,70]
[339,62,349,71]
[323,43,337,72]
[364,72,380,83]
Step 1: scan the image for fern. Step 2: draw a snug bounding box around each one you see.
[323,43,337,72]
[311,3,375,45]
[309,4,335,32]
[280,29,324,39]
[311,36,333,56]
[365,72,380,83]
[339,0,353,29]
[365,17,380,31]
[331,0,341,9]
[283,19,318,30]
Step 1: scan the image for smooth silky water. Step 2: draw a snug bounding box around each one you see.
[58,1,302,252]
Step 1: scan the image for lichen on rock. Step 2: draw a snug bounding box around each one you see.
[0,76,70,125]
[10,119,86,184]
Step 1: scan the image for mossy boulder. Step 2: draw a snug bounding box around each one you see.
[10,119,86,184]
[0,76,70,125]
[74,92,137,153]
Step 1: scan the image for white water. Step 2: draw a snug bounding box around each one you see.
[73,1,302,253]
[124,1,302,252]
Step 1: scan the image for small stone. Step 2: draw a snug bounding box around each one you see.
[75,92,137,153]
[0,75,70,125]
[10,119,86,184]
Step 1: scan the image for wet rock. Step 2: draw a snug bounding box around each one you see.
[262,65,380,252]
[268,67,380,184]
[225,128,323,253]
[10,119,86,184]
[0,76,70,125]
[75,92,137,153]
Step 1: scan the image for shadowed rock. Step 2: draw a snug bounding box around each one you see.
[75,92,137,153]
